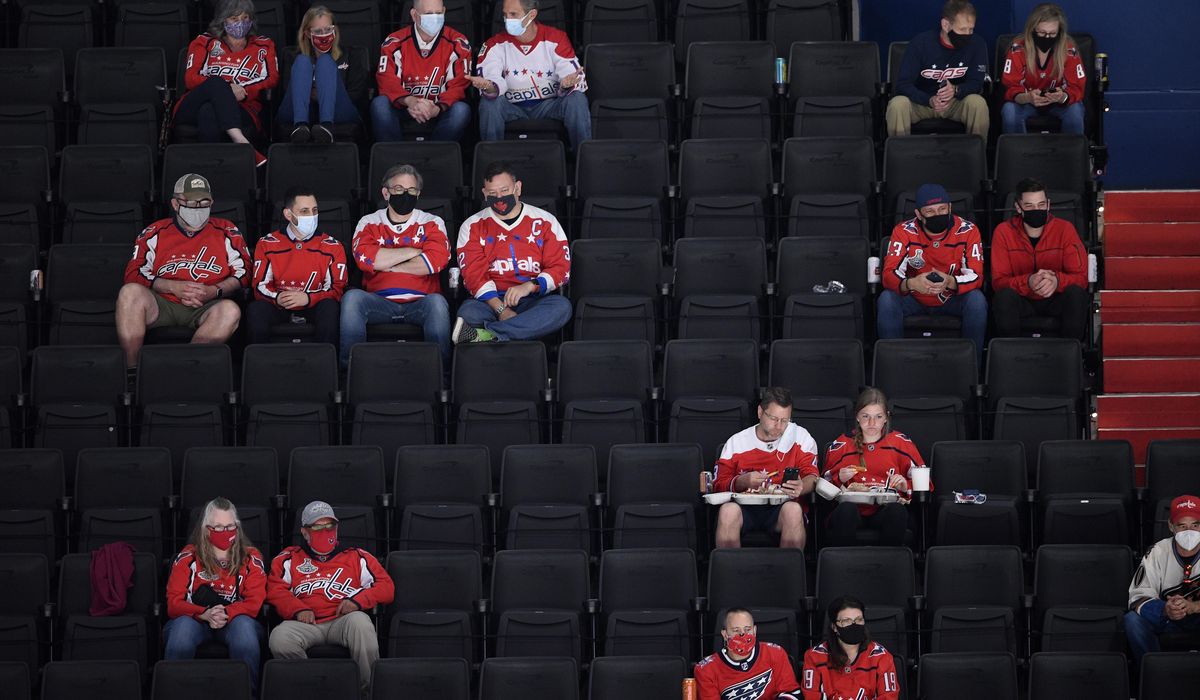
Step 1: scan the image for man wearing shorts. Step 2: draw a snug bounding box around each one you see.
[711,387,820,550]
[117,173,250,369]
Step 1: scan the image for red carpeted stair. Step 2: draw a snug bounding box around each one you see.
[1097,191,1200,481]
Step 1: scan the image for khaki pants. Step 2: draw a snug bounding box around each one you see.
[886,93,990,138]
[268,611,378,695]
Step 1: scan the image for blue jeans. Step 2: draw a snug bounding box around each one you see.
[1000,100,1085,134]
[458,294,572,341]
[338,289,451,368]
[163,614,264,692]
[1124,606,1200,663]
[478,91,592,150]
[370,95,471,142]
[278,52,361,125]
[876,289,988,365]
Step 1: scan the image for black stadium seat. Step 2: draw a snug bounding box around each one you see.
[288,445,387,551]
[480,657,579,700]
[0,661,31,700]
[787,41,880,102]
[662,338,759,466]
[816,547,915,660]
[46,243,129,345]
[674,0,751,65]
[0,553,49,674]
[918,652,1019,700]
[569,238,661,342]
[385,550,482,662]
[678,138,773,239]
[776,236,869,340]
[74,447,172,559]
[490,549,590,662]
[261,659,359,700]
[589,656,688,700]
[556,340,654,468]
[346,342,443,455]
[930,440,1026,547]
[768,339,861,450]
[685,42,775,140]
[58,551,158,672]
[371,658,470,700]
[137,345,233,470]
[1145,439,1200,542]
[500,444,597,552]
[924,545,1024,654]
[18,5,93,75]
[241,344,340,457]
[115,3,191,82]
[673,237,767,341]
[151,659,253,700]
[583,42,675,140]
[781,137,876,239]
[599,548,697,658]
[0,449,65,562]
[42,660,142,700]
[582,0,660,46]
[574,139,670,240]
[1028,652,1128,700]
[606,443,703,550]
[1032,544,1131,652]
[767,0,845,53]
[873,338,977,458]
[31,346,126,479]
[393,444,490,552]
[452,343,549,472]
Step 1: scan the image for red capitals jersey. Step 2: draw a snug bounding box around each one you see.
[990,214,1088,299]
[267,544,394,624]
[695,642,801,700]
[1001,37,1086,104]
[712,423,819,499]
[123,217,251,304]
[180,33,278,129]
[800,642,900,700]
[824,431,926,516]
[477,23,586,104]
[456,203,570,301]
[251,229,347,306]
[376,25,472,109]
[352,208,450,303]
[882,216,983,307]
[165,544,267,621]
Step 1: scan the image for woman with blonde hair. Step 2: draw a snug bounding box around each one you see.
[1000,2,1087,134]
[823,388,927,547]
[280,5,367,143]
[163,497,267,693]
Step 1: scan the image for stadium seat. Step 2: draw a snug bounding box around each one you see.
[929,440,1026,548]
[0,48,67,134]
[787,41,880,102]
[161,143,259,234]
[0,345,18,447]
[606,442,703,551]
[599,548,697,658]
[767,0,844,53]
[241,343,339,457]
[1036,440,1134,546]
[0,449,65,561]
[1140,652,1200,699]
[500,444,597,552]
[678,138,773,239]
[767,338,862,451]
[384,550,482,662]
[393,444,490,552]
[685,42,775,139]
[873,338,977,458]
[371,657,470,700]
[574,139,669,240]
[261,659,360,700]
[73,47,167,110]
[137,345,233,471]
[1145,439,1200,542]
[62,201,145,245]
[41,660,141,700]
[57,551,158,672]
[479,657,579,700]
[781,137,875,239]
[1032,544,1132,652]
[74,447,172,558]
[0,244,36,358]
[0,553,49,674]
[45,244,129,345]
[583,43,675,140]
[18,4,93,75]
[674,0,751,65]
[815,547,915,660]
[1027,652,1128,700]
[0,203,42,248]
[318,2,381,56]
[0,661,30,700]
[59,144,156,209]
[115,3,190,82]
[588,655,688,700]
[0,104,55,153]
[31,346,125,479]
[265,143,361,241]
[367,141,463,227]
[452,342,549,471]
[288,445,386,551]
[673,237,767,341]
[582,0,660,46]
[662,338,759,466]
[924,545,1024,654]
[180,446,278,553]
[918,653,1018,700]
[471,140,567,215]
[556,340,653,468]
[490,549,590,662]
[346,342,443,456]
[569,238,661,342]
[994,134,1092,238]
[792,96,874,138]
[77,104,159,149]
[775,236,869,340]
[708,548,807,659]
[882,135,986,224]
[151,659,252,700]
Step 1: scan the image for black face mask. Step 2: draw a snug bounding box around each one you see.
[947,29,971,50]
[485,193,519,218]
[1021,208,1049,228]
[388,192,417,217]
[922,213,950,234]
[1032,34,1057,53]
[836,623,867,646]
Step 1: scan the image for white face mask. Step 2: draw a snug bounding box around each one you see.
[292,214,318,240]
[177,205,210,231]
[505,11,530,36]
[1175,529,1200,551]
[418,13,445,36]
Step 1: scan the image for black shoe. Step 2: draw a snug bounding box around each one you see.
[290,123,311,143]
[312,122,334,144]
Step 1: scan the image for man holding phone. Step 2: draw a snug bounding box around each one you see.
[878,183,988,366]
[711,387,820,550]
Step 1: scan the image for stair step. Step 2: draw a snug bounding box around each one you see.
[1096,393,1200,429]
[1105,257,1199,290]
[1096,427,1200,467]
[1103,324,1200,357]
[1101,290,1200,323]
[1103,357,1200,393]
[1105,223,1200,256]
[1105,190,1200,223]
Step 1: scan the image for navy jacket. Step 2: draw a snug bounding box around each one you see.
[896,28,989,105]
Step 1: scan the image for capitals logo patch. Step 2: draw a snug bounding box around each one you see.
[722,669,772,699]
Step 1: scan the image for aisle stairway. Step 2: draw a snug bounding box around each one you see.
[1096,191,1200,481]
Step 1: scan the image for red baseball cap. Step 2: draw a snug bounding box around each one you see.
[1170,495,1200,523]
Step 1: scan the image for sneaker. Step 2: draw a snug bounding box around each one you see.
[452,317,498,344]
[254,149,268,168]
[290,123,311,143]
[312,122,334,144]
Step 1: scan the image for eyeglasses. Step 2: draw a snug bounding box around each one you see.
[761,412,790,425]
[206,524,237,532]
[835,616,865,627]
[1033,31,1059,39]
[176,197,213,209]
[386,186,420,196]
[310,26,336,37]
[306,522,337,532]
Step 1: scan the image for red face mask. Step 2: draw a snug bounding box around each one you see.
[207,527,237,550]
[311,33,335,53]
[726,631,756,656]
[308,528,338,554]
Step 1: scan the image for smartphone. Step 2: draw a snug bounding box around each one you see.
[926,271,944,283]
[783,468,800,483]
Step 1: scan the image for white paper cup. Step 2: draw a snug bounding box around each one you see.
[910,467,931,492]
[814,478,841,500]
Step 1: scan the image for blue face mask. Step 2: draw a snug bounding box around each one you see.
[505,11,530,37]
[418,13,445,37]
[293,214,318,239]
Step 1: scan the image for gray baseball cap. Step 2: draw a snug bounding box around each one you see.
[300,500,339,527]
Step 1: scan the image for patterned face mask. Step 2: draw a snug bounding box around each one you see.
[225,18,253,39]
